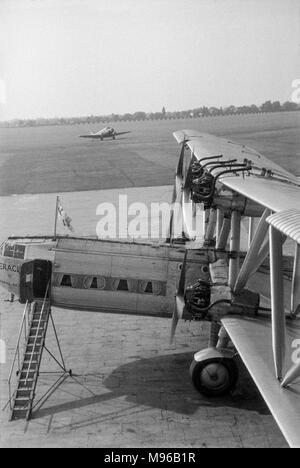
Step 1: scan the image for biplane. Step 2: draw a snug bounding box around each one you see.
[0,129,299,447]
[79,126,130,140]
[169,130,300,447]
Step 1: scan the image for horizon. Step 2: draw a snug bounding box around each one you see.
[0,98,299,125]
[0,0,299,120]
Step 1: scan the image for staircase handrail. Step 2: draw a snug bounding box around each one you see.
[7,300,32,411]
[24,282,50,387]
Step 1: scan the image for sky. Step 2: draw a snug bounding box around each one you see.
[0,0,299,120]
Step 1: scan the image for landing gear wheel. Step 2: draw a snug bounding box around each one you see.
[190,358,238,397]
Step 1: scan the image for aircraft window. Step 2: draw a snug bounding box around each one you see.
[145,282,153,293]
[90,277,98,289]
[117,279,129,291]
[61,275,72,287]
[83,276,106,290]
[111,278,134,292]
[3,243,25,259]
[83,276,106,289]
[139,281,162,295]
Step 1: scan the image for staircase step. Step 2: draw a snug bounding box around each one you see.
[25,348,42,355]
[19,379,35,388]
[27,338,43,345]
[16,389,33,398]
[24,355,41,363]
[14,397,31,408]
[28,333,44,339]
[20,371,37,380]
[24,352,41,358]
[22,363,38,371]
[25,348,41,352]
[11,408,28,420]
[30,327,46,332]
[33,310,48,315]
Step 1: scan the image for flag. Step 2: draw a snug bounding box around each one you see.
[57,197,75,233]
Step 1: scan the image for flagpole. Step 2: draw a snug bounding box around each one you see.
[54,195,59,239]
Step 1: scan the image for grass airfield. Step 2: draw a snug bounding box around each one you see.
[0,111,299,196]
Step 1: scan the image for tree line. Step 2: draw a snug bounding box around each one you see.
[1,100,299,128]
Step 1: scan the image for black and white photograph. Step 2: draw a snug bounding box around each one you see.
[0,0,299,450]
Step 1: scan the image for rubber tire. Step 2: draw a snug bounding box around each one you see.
[190,357,239,397]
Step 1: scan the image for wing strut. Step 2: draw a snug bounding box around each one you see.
[281,244,300,387]
[204,208,217,244]
[228,211,241,289]
[234,208,270,293]
[269,225,286,380]
[216,209,224,245]
[216,215,231,250]
[248,217,256,248]
[291,243,300,316]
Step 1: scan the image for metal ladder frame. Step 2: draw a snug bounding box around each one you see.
[3,282,72,421]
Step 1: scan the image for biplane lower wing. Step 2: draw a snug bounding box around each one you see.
[221,315,300,448]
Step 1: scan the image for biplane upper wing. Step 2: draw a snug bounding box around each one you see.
[219,176,299,213]
[173,130,300,447]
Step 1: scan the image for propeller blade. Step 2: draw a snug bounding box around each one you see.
[183,149,195,189]
[170,295,185,343]
[171,182,177,204]
[178,250,188,295]
[176,137,187,176]
[170,251,188,343]
[168,176,184,241]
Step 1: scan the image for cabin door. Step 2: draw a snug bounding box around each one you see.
[20,260,52,303]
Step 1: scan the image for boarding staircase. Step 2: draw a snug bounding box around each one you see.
[7,286,51,421]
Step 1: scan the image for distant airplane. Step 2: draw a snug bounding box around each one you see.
[79,126,130,140]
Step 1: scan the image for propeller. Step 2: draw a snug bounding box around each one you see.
[167,175,184,242]
[176,136,188,176]
[183,147,196,189]
[170,250,188,343]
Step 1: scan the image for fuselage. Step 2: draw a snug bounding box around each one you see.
[0,236,210,317]
[94,127,115,138]
[79,127,130,139]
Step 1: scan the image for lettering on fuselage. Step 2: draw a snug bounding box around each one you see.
[0,262,20,273]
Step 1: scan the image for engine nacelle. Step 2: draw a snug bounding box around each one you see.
[191,173,215,209]
[184,279,211,319]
